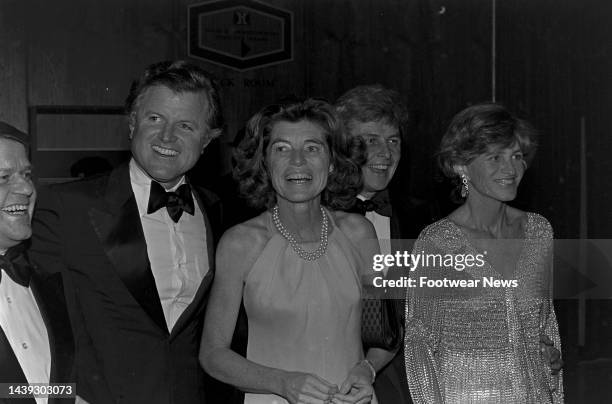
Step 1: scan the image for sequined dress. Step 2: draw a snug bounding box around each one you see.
[404,213,563,403]
[243,210,365,404]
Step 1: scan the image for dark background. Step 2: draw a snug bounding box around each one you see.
[1,0,611,401]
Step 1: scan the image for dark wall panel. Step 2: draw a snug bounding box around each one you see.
[0,1,28,129]
[27,0,174,107]
[409,0,492,198]
[497,0,612,238]
[0,0,609,236]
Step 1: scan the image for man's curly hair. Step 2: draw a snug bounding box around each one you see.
[233,98,364,210]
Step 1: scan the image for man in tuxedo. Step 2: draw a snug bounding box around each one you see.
[0,122,74,404]
[336,85,439,403]
[29,61,226,404]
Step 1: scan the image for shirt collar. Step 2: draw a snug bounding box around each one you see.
[129,158,187,217]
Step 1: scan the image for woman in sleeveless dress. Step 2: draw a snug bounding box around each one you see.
[404,103,564,403]
[200,99,395,404]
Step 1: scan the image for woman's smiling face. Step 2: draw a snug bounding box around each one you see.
[266,120,331,205]
[463,143,527,202]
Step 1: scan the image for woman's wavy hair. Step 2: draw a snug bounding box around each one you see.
[437,102,538,200]
[233,98,364,210]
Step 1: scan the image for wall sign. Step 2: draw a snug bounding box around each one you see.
[188,0,293,71]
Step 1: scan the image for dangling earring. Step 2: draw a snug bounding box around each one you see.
[460,174,469,198]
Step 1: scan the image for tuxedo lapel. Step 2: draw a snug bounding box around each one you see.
[29,270,74,384]
[387,198,419,302]
[390,205,403,239]
[170,185,219,338]
[389,195,439,257]
[88,165,168,334]
[170,270,213,339]
[389,207,406,272]
[389,193,419,263]
[193,186,221,270]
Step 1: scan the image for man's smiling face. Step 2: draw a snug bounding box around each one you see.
[0,137,36,251]
[349,119,401,198]
[129,84,212,189]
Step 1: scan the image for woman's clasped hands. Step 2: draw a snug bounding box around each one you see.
[333,361,375,404]
[281,367,374,404]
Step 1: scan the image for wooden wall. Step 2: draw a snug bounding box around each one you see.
[2,0,612,397]
[497,0,612,239]
[0,0,28,129]
[1,0,610,233]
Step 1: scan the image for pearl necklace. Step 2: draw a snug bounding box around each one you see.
[272,205,329,261]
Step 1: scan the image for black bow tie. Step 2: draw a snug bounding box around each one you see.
[350,190,392,217]
[147,181,195,223]
[0,243,31,287]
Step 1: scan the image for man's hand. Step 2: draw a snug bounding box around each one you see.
[540,335,563,375]
[281,371,339,404]
[331,362,374,404]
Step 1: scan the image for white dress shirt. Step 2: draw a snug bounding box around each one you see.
[0,266,51,404]
[358,194,391,275]
[129,159,209,332]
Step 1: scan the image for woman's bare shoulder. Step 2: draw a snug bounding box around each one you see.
[506,206,528,225]
[332,210,377,241]
[217,212,273,267]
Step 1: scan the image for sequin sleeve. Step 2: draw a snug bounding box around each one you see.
[540,221,564,403]
[544,301,564,404]
[404,230,446,403]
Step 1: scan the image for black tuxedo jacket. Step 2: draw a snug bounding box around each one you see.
[371,194,439,404]
[29,164,224,404]
[0,250,75,404]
